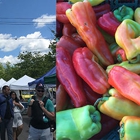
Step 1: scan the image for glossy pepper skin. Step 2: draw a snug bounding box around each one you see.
[56,105,101,140]
[56,35,81,56]
[113,5,134,22]
[56,84,70,112]
[92,3,111,19]
[56,2,72,23]
[97,12,121,36]
[106,60,140,75]
[73,47,110,94]
[115,19,140,62]
[90,113,119,140]
[119,116,140,140]
[108,66,140,106]
[56,47,87,107]
[94,88,140,120]
[66,1,114,67]
[69,0,105,6]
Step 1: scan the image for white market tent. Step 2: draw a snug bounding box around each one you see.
[10,75,35,90]
[1,78,16,88]
[0,78,6,89]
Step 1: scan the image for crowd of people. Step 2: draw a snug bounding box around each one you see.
[0,83,55,140]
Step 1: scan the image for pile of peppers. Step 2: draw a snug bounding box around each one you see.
[56,0,140,140]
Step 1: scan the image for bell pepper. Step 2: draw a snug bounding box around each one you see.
[115,19,140,63]
[113,5,134,22]
[56,84,70,112]
[56,105,101,140]
[73,47,110,94]
[62,23,86,47]
[108,66,140,106]
[56,20,63,38]
[56,35,81,56]
[115,48,127,63]
[92,3,111,19]
[82,80,102,105]
[97,12,121,36]
[56,47,88,107]
[94,88,140,120]
[66,1,114,66]
[106,60,140,75]
[90,113,119,140]
[119,116,140,140]
[108,42,120,62]
[68,0,105,6]
[70,33,86,47]
[97,26,116,45]
[62,23,76,36]
[134,7,140,24]
[56,2,72,23]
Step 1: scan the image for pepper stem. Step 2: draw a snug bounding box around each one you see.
[119,123,125,138]
[119,5,126,16]
[128,54,140,64]
[94,98,102,107]
[117,54,123,62]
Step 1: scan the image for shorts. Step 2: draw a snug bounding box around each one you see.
[13,112,23,128]
[28,125,53,140]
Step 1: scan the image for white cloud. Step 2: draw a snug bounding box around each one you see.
[0,32,53,64]
[0,55,20,64]
[33,14,56,28]
[0,32,51,53]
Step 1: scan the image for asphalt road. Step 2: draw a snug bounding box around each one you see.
[18,115,30,140]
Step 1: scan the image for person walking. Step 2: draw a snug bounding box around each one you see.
[10,91,24,140]
[27,83,55,140]
[0,85,14,140]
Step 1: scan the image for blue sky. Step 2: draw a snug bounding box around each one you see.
[0,0,56,64]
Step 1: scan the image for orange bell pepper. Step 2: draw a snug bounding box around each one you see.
[66,1,114,67]
[119,116,140,140]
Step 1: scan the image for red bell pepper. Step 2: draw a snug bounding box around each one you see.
[56,46,88,107]
[90,113,119,139]
[66,1,114,67]
[56,20,63,37]
[97,12,121,36]
[73,47,110,94]
[56,35,82,56]
[62,23,77,36]
[56,2,72,23]
[62,23,86,46]
[56,84,70,112]
[115,48,127,62]
[82,80,102,105]
[108,66,140,106]
[92,3,111,19]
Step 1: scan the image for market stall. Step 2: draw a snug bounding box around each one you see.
[56,0,140,140]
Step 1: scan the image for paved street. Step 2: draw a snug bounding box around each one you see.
[18,115,30,140]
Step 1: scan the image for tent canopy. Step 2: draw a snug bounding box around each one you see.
[44,73,56,87]
[28,66,56,88]
[10,75,35,90]
[0,78,6,89]
[1,78,16,87]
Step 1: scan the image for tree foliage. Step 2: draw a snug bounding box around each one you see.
[0,39,56,81]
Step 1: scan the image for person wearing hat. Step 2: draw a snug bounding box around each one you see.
[27,83,55,140]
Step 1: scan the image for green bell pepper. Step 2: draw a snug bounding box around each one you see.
[106,60,140,74]
[56,105,101,140]
[69,0,105,6]
[113,5,134,22]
